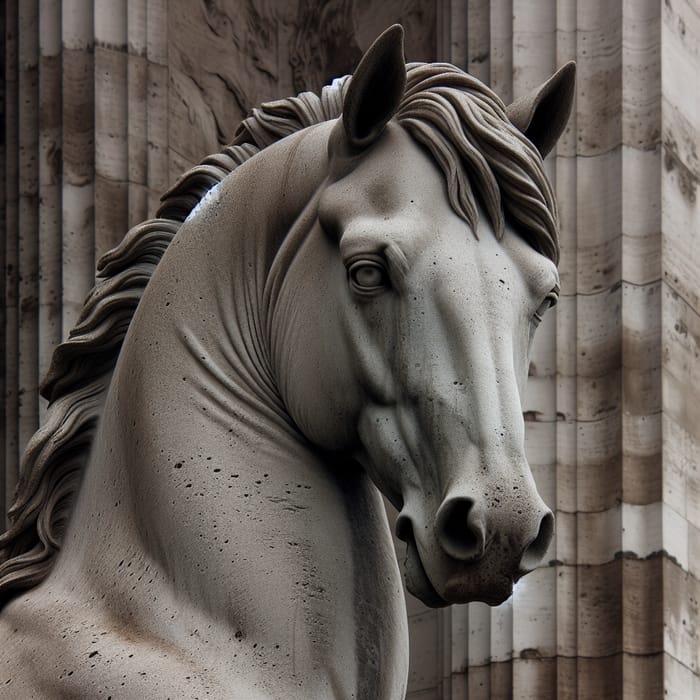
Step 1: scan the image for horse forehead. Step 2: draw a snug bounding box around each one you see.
[324,124,449,222]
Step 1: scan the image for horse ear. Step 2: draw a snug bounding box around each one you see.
[506,61,576,158]
[342,24,406,151]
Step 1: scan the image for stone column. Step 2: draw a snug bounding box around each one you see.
[661,0,700,694]
[38,0,63,408]
[3,0,19,527]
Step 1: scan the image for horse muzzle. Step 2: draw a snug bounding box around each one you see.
[396,494,554,607]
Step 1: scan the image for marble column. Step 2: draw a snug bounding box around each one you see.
[661,0,700,695]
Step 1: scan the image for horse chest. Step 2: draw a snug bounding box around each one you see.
[0,587,404,699]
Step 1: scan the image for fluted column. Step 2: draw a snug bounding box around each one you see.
[145,0,168,215]
[17,0,40,465]
[127,0,148,227]
[94,0,128,256]
[3,1,18,527]
[553,3,578,696]
[38,0,63,409]
[0,5,5,526]
[660,0,700,695]
[61,0,95,332]
[620,0,663,695]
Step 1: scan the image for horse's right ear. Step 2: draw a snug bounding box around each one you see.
[342,25,406,151]
[506,62,576,158]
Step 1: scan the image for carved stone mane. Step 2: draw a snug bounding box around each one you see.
[0,62,560,605]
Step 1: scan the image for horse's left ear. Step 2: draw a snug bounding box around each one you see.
[506,62,576,158]
[342,24,407,151]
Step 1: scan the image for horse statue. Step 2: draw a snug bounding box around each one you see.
[0,26,574,698]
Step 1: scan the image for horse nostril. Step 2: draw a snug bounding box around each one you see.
[520,511,554,572]
[436,497,485,562]
[395,513,413,544]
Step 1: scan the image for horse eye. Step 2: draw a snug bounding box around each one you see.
[348,261,388,292]
[532,285,560,326]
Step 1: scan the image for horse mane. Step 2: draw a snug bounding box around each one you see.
[398,62,558,263]
[0,63,558,604]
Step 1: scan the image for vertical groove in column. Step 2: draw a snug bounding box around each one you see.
[489,0,513,102]
[467,602,492,698]
[438,604,451,699]
[490,596,513,694]
[513,0,557,96]
[146,0,168,215]
[17,0,39,466]
[435,0,470,70]
[38,0,62,420]
[0,6,6,525]
[554,0,579,694]
[620,0,662,696]
[454,0,470,71]
[660,0,699,693]
[62,0,94,333]
[127,0,148,227]
[449,605,469,696]
[0,3,4,523]
[575,1,624,697]
[95,0,128,256]
[2,1,18,529]
[436,0,450,67]
[466,0,489,84]
[512,1,558,697]
[447,0,468,70]
[620,2,662,495]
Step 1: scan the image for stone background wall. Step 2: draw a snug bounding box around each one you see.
[2,1,698,698]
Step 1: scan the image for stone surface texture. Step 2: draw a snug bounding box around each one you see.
[1,1,698,698]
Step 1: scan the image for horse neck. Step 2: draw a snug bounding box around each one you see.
[51,126,407,695]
